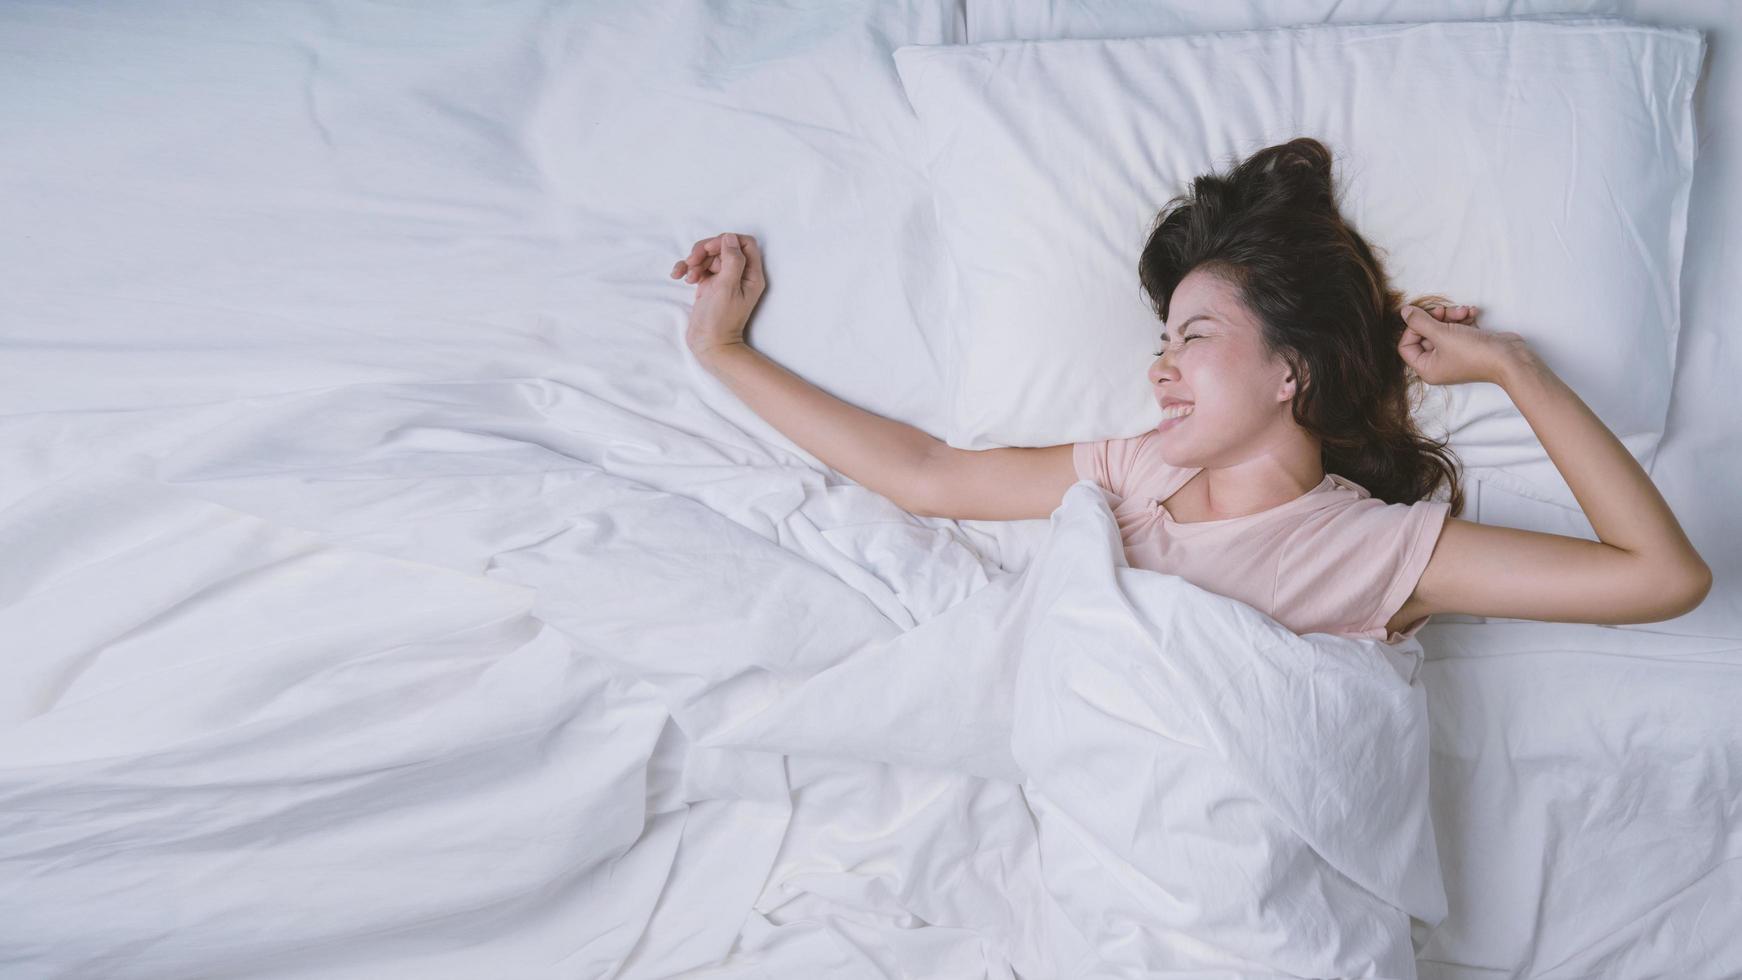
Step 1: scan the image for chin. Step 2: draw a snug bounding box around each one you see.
[1155,444,1193,467]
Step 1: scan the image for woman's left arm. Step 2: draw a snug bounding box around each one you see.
[1390,307,1712,634]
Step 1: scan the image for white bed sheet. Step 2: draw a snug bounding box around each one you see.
[1,0,1738,977]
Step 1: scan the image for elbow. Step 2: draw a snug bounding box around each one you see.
[1649,560,1713,621]
[1673,561,1714,618]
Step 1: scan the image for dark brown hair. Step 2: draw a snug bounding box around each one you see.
[1137,136,1466,517]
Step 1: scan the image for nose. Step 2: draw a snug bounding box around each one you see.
[1149,352,1176,388]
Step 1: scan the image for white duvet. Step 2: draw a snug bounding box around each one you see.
[2,470,1441,978]
[705,482,1448,978]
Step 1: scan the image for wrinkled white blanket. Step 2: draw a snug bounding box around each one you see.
[0,467,1442,978]
[701,481,1447,977]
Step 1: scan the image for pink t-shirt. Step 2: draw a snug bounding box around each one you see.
[1073,430,1451,644]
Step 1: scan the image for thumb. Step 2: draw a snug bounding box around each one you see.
[1399,304,1439,333]
[719,232,746,278]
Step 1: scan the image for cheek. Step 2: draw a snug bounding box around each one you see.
[1193,358,1272,424]
[1187,357,1236,402]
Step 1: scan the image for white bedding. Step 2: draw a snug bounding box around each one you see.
[2,468,1447,977]
[1,1,1739,977]
[706,483,1448,977]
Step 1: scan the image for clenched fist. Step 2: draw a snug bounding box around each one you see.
[670,232,767,359]
[1397,301,1530,387]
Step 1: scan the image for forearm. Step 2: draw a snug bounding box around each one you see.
[697,342,941,508]
[1497,351,1707,575]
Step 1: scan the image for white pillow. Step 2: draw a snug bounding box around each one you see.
[893,18,1703,509]
[963,1,1614,44]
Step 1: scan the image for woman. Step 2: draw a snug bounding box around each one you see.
[669,137,1711,643]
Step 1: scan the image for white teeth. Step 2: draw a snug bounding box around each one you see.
[1161,404,1195,420]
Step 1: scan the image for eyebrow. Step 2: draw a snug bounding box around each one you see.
[1160,313,1216,339]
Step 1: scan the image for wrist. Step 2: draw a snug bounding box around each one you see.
[693,340,749,370]
[1491,344,1544,390]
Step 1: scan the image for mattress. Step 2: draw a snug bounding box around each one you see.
[1,1,1738,977]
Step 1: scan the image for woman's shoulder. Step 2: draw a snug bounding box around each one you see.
[1304,476,1450,529]
[1282,478,1452,573]
[1277,479,1454,639]
[1073,429,1191,502]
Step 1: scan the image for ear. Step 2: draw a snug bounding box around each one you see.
[1278,360,1307,401]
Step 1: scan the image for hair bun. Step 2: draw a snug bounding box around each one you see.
[1235,137,1336,208]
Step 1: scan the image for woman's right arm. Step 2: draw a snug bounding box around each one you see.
[698,341,940,513]
[696,342,1073,522]
[677,231,1077,520]
[699,344,1076,520]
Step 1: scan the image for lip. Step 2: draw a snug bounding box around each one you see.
[1159,395,1195,408]
[1156,401,1194,433]
[1156,410,1191,434]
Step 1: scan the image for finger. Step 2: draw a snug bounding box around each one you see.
[1400,304,1434,329]
[1398,334,1425,368]
[683,236,724,281]
[719,231,747,281]
[1403,304,1450,331]
[686,236,720,264]
[740,234,765,287]
[688,242,725,282]
[1438,309,1478,329]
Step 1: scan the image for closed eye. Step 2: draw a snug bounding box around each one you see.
[1152,334,1197,356]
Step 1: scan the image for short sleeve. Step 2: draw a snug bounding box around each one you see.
[1277,496,1451,644]
[1363,499,1452,643]
[1072,430,1178,502]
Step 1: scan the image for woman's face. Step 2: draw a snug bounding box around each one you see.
[1148,268,1300,466]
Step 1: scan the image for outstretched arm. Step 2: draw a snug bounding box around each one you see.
[675,232,942,513]
[1391,306,1711,633]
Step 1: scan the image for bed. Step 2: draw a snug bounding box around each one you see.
[1,1,1738,977]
